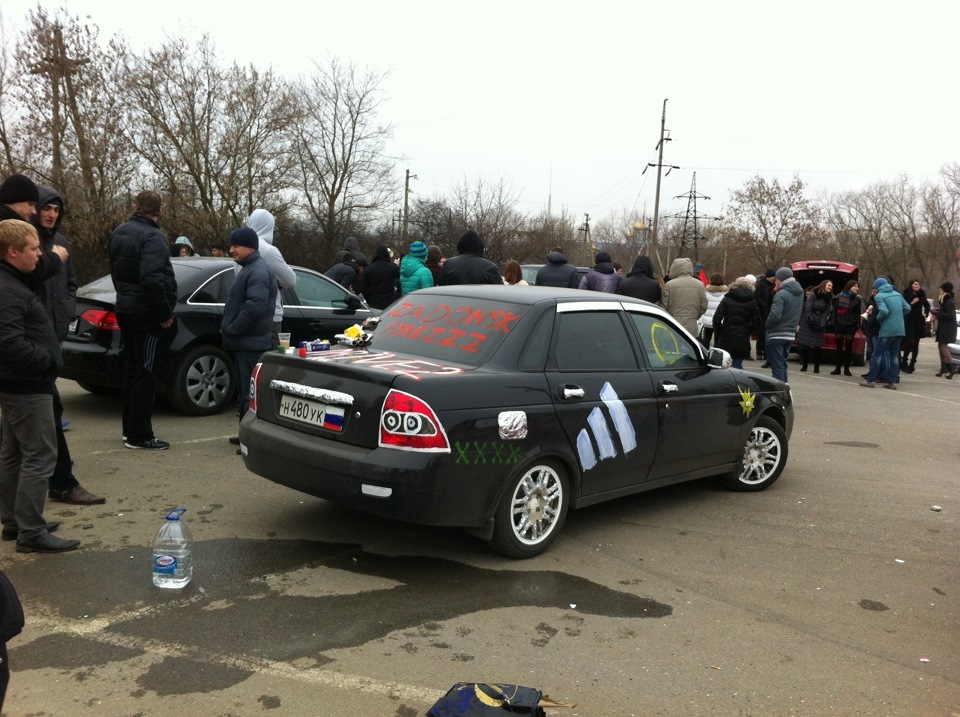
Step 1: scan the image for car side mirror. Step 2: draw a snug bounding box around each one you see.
[345,294,363,311]
[706,347,732,369]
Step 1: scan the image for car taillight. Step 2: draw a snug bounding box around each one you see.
[248,363,262,413]
[80,309,120,330]
[379,389,450,452]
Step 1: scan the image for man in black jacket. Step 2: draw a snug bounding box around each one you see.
[108,191,178,450]
[0,218,81,553]
[439,230,502,285]
[535,247,580,288]
[33,187,106,504]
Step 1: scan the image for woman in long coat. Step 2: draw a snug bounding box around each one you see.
[713,276,761,369]
[934,281,957,378]
[796,279,833,372]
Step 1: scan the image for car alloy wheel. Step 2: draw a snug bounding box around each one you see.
[167,345,236,416]
[490,460,569,559]
[726,415,788,491]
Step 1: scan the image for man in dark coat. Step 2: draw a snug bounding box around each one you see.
[325,253,359,293]
[34,187,104,504]
[439,230,502,285]
[222,227,277,424]
[578,251,622,293]
[535,247,580,288]
[359,244,400,309]
[108,191,178,450]
[754,268,776,364]
[618,254,661,303]
[0,218,81,554]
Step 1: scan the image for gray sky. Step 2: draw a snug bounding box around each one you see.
[3,0,958,224]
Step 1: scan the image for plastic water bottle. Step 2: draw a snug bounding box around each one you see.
[152,508,193,589]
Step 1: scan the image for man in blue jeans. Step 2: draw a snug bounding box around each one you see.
[860,277,910,389]
[763,267,804,382]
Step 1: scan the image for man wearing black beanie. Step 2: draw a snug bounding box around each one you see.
[438,229,502,285]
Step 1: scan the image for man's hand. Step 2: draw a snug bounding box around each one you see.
[51,245,69,262]
[161,318,174,329]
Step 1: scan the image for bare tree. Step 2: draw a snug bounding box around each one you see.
[291,58,398,261]
[719,175,824,268]
[122,34,298,243]
[448,175,525,265]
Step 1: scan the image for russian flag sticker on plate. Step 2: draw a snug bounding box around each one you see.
[323,405,345,431]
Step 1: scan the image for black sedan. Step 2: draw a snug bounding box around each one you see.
[61,257,374,415]
[239,286,794,558]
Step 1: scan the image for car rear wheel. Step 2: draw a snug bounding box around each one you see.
[489,459,569,559]
[166,344,236,416]
[724,415,787,491]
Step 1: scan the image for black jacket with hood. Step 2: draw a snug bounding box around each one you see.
[359,245,400,309]
[535,250,580,288]
[439,231,502,286]
[618,255,661,303]
[33,186,78,341]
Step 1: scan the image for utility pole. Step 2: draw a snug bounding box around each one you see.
[29,24,91,191]
[642,99,679,251]
[577,213,591,248]
[401,169,417,244]
[668,172,715,264]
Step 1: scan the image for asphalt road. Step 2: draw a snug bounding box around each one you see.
[2,340,958,717]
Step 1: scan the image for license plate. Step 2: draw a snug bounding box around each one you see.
[278,394,345,432]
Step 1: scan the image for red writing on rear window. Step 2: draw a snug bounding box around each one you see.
[380,322,488,353]
[388,303,522,335]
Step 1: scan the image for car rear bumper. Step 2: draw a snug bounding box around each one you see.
[60,341,122,387]
[239,412,497,527]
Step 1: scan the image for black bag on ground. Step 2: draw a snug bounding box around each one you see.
[426,682,545,717]
[0,571,24,643]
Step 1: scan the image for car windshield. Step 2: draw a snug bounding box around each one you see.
[371,295,528,367]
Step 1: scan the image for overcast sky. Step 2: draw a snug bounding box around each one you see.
[3,0,958,225]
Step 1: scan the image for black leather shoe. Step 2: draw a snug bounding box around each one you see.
[228,436,240,445]
[49,485,106,505]
[1,521,60,541]
[16,532,80,553]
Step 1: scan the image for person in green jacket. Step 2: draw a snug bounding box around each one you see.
[400,241,434,295]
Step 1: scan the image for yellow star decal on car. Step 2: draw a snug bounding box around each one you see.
[738,386,756,417]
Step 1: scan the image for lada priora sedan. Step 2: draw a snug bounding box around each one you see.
[240,286,794,558]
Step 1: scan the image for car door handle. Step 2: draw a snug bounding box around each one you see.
[309,320,326,329]
[661,382,679,393]
[562,385,585,400]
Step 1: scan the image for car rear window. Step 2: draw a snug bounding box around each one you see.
[373,296,528,367]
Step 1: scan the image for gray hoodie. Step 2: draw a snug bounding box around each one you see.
[242,209,296,323]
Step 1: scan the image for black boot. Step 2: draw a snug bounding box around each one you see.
[936,363,947,377]
[947,365,957,379]
[830,365,841,375]
[905,359,916,374]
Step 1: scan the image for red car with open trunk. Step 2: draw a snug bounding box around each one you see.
[790,260,867,366]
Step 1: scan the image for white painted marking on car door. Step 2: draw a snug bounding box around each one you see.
[600,382,636,454]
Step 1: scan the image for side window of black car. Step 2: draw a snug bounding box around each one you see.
[518,310,554,370]
[554,311,637,371]
[191,269,234,304]
[628,312,701,369]
[289,270,348,308]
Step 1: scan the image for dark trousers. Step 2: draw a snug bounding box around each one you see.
[1,642,8,713]
[117,313,176,443]
[232,350,262,418]
[49,385,78,493]
[834,333,855,370]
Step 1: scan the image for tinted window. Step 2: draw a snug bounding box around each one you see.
[518,309,554,370]
[374,296,528,367]
[190,269,234,304]
[554,312,637,371]
[629,313,701,369]
[288,269,351,308]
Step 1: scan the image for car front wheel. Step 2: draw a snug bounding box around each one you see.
[489,460,569,559]
[724,415,788,491]
[166,345,236,416]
